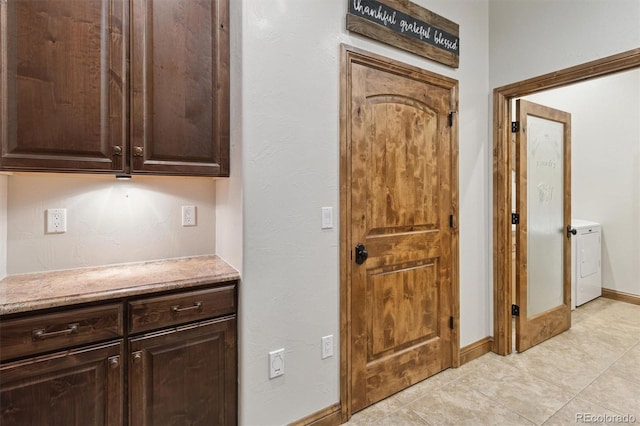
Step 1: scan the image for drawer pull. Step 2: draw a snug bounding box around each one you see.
[32,323,79,341]
[171,301,203,315]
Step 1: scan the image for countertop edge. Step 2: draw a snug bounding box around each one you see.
[0,256,240,316]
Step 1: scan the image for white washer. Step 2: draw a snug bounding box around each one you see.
[571,219,602,310]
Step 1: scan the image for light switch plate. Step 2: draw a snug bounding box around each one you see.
[321,335,333,359]
[321,207,333,229]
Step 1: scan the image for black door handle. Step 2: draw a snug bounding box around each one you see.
[355,243,368,265]
[567,225,577,239]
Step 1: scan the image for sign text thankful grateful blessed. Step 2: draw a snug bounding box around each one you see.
[347,0,460,67]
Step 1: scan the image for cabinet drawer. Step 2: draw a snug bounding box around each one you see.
[129,284,236,334]
[0,304,123,362]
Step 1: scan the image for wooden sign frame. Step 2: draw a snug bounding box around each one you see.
[346,0,460,68]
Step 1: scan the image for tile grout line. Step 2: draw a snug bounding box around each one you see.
[537,319,640,424]
[572,339,640,416]
[345,300,640,425]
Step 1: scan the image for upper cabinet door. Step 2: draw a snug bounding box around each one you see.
[0,0,127,173]
[130,0,230,176]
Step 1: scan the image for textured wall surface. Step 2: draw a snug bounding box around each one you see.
[236,1,490,423]
[7,174,216,274]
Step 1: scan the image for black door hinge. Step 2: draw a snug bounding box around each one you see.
[511,304,520,316]
[449,214,455,229]
[511,213,520,225]
[511,121,519,132]
[449,316,454,329]
[448,111,455,127]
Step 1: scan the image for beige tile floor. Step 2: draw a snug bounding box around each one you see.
[345,298,640,425]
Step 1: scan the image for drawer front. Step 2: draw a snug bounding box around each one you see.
[129,284,236,334]
[0,304,123,362]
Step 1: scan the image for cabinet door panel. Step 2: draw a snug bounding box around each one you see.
[0,0,126,173]
[131,0,229,176]
[0,341,124,426]
[129,317,237,426]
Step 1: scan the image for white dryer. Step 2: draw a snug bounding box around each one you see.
[571,219,602,310]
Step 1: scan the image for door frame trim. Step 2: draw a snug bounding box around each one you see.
[492,48,640,355]
[339,44,460,422]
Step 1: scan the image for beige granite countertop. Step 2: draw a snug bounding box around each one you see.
[0,256,240,316]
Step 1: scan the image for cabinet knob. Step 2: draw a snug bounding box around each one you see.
[113,145,123,156]
[108,355,120,369]
[133,146,144,157]
[132,351,142,363]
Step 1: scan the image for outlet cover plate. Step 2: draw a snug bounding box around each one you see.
[269,348,285,379]
[46,208,67,234]
[182,205,197,226]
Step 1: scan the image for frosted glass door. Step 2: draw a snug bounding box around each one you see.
[527,116,564,317]
[515,99,571,352]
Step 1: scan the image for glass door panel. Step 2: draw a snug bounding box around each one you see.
[515,99,572,352]
[527,116,565,317]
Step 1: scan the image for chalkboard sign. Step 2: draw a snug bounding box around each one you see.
[347,0,460,68]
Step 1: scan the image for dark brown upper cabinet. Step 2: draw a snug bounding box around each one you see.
[0,0,229,177]
[130,0,229,176]
[0,0,127,173]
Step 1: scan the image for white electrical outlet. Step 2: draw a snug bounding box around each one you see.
[321,335,334,359]
[269,348,285,379]
[46,209,67,234]
[182,205,197,227]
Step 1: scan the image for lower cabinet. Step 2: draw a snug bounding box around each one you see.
[129,317,237,426]
[0,341,124,426]
[0,281,238,426]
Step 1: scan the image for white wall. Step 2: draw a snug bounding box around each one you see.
[235,1,490,424]
[215,0,243,274]
[523,70,640,296]
[0,175,7,279]
[6,174,216,274]
[489,0,640,89]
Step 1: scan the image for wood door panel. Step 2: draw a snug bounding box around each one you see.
[517,304,569,350]
[345,48,458,413]
[147,0,214,160]
[0,341,123,426]
[129,317,236,426]
[131,0,229,176]
[365,231,441,268]
[368,261,438,357]
[365,337,446,405]
[367,101,439,230]
[362,67,453,109]
[1,0,125,172]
